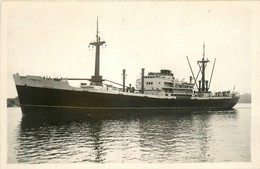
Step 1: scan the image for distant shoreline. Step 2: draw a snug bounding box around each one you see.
[237,93,251,103]
[7,97,20,107]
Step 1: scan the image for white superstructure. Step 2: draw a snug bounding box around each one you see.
[136,69,194,97]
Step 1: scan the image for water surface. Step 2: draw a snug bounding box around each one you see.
[7,104,251,163]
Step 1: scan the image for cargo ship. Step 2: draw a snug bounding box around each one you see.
[13,19,239,115]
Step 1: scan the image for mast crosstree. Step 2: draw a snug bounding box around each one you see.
[187,43,216,93]
[197,43,209,92]
[89,17,106,84]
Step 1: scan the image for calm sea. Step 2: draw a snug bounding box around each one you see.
[7,104,251,163]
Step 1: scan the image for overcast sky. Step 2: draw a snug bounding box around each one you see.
[3,2,255,97]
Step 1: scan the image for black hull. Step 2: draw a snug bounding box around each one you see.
[16,85,239,115]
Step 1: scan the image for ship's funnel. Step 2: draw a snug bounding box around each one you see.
[141,68,145,94]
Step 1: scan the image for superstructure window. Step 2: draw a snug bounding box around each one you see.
[146,82,154,85]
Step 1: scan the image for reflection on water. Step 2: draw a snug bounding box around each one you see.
[8,105,250,163]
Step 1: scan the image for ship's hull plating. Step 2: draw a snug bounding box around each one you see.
[16,85,240,115]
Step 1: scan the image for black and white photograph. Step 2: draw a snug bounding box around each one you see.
[1,1,260,169]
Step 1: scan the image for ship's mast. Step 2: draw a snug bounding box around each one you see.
[89,17,106,84]
[197,43,209,92]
